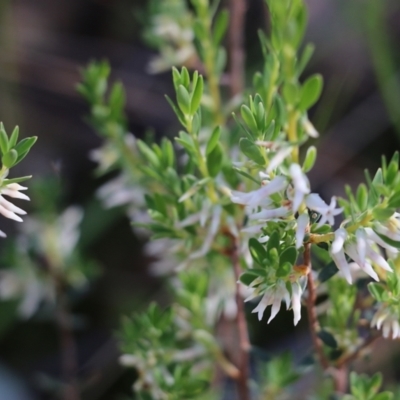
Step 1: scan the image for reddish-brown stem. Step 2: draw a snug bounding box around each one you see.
[304,243,330,370]
[231,236,251,400]
[228,0,247,97]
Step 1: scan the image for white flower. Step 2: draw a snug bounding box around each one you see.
[371,306,400,339]
[247,279,304,325]
[230,176,287,207]
[306,194,342,227]
[0,183,30,235]
[289,164,310,212]
[295,213,309,249]
[291,282,302,326]
[330,228,352,284]
[249,206,290,221]
[330,227,393,284]
[249,281,290,322]
[267,146,292,173]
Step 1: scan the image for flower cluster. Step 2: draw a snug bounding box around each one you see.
[231,164,342,324]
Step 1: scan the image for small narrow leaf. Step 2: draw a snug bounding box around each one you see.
[279,247,298,267]
[213,9,229,45]
[206,126,221,155]
[241,105,258,133]
[177,85,191,115]
[302,146,317,172]
[318,262,339,283]
[9,126,19,148]
[299,74,323,111]
[239,138,265,165]
[190,75,203,114]
[317,330,338,349]
[249,238,268,265]
[2,149,18,168]
[0,123,9,154]
[368,282,386,302]
[206,142,223,177]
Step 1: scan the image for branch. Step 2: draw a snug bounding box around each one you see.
[304,242,330,370]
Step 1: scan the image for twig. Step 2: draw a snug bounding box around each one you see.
[304,242,330,370]
[231,235,251,400]
[228,0,247,97]
[335,335,380,369]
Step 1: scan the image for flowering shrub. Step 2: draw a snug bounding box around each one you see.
[78,0,400,398]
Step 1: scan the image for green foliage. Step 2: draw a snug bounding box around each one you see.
[342,372,393,400]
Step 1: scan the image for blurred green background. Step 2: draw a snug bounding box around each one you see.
[0,0,399,399]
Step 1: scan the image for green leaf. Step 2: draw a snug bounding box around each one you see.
[239,138,265,165]
[297,43,315,76]
[373,207,395,221]
[318,262,339,283]
[356,183,369,211]
[302,146,317,172]
[317,330,338,348]
[190,75,203,114]
[368,282,386,302]
[239,271,259,286]
[299,74,323,111]
[9,126,19,148]
[283,82,299,105]
[241,105,258,134]
[137,140,160,168]
[385,158,398,185]
[267,231,280,252]
[181,67,190,89]
[172,67,181,91]
[249,238,268,265]
[14,136,37,156]
[0,123,9,154]
[389,192,400,208]
[233,167,261,184]
[213,9,229,45]
[2,149,17,168]
[177,85,191,115]
[2,176,32,185]
[276,262,291,278]
[206,126,221,155]
[279,247,298,267]
[165,95,186,126]
[374,392,393,400]
[206,142,223,177]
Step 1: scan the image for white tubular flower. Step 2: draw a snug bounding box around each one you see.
[291,282,302,326]
[295,213,309,249]
[331,227,393,283]
[305,194,342,227]
[365,227,398,254]
[0,183,30,232]
[371,306,400,339]
[249,281,290,322]
[249,206,290,221]
[230,176,287,207]
[330,229,352,284]
[345,242,379,282]
[267,146,292,173]
[289,164,310,212]
[332,228,347,254]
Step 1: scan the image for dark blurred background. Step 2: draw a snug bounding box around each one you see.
[0,0,399,399]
